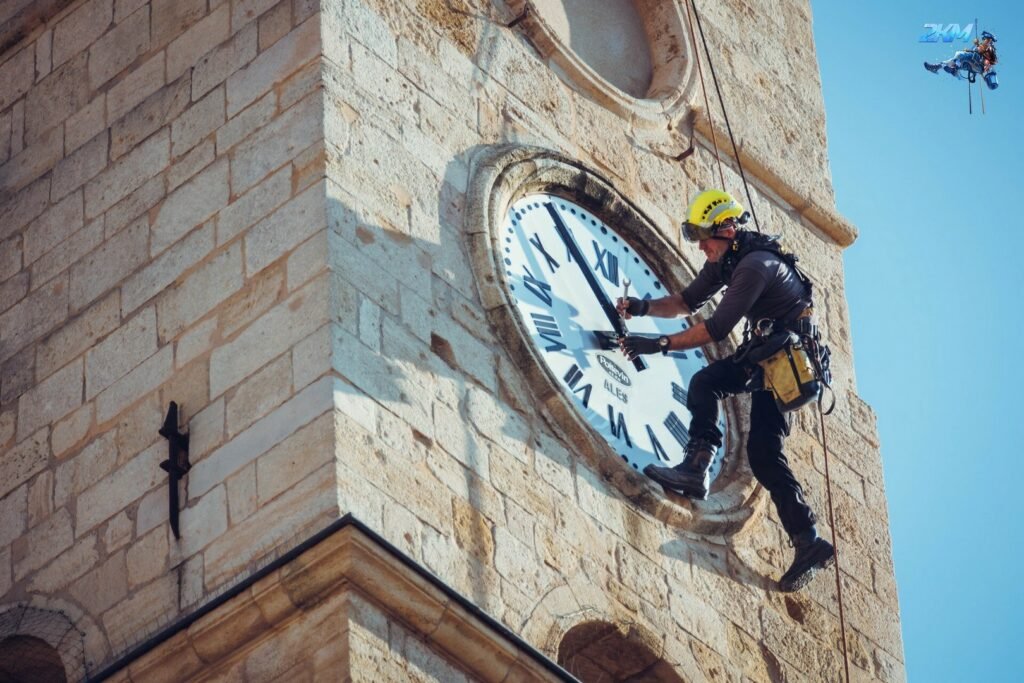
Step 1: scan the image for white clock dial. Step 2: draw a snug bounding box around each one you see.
[501,194,728,480]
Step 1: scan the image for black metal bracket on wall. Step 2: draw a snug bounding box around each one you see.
[158,402,190,539]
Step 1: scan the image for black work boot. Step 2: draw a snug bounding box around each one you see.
[779,528,835,592]
[643,439,715,499]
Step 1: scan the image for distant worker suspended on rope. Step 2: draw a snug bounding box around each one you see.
[924,30,999,90]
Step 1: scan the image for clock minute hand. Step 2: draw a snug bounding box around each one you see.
[545,202,646,372]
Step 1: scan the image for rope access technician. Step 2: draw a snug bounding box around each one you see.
[616,189,835,592]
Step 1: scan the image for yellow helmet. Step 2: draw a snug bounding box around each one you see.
[681,189,745,242]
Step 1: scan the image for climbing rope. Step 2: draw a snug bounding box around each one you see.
[976,19,987,115]
[686,0,762,234]
[683,2,853,679]
[682,0,725,189]
[819,405,852,683]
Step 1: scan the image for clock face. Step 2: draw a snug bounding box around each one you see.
[500,193,728,480]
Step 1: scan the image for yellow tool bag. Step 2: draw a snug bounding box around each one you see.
[745,331,822,413]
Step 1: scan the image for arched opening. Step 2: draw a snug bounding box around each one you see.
[0,635,68,683]
[531,0,653,97]
[557,621,685,682]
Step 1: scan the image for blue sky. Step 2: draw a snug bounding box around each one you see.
[811,1,1024,680]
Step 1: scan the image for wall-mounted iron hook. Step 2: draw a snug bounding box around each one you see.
[158,402,190,540]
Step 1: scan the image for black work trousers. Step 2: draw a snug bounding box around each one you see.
[687,356,816,538]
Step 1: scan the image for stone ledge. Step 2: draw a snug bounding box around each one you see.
[98,517,573,682]
[690,109,858,248]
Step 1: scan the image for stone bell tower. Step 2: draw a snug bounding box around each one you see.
[0,0,903,680]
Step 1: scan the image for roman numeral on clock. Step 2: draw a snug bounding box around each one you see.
[563,363,592,408]
[528,233,560,273]
[672,382,687,406]
[592,241,619,285]
[531,313,566,352]
[664,411,689,448]
[607,406,632,447]
[522,265,552,307]
[646,424,670,462]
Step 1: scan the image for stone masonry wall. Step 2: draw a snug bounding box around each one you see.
[0,0,339,673]
[0,0,902,681]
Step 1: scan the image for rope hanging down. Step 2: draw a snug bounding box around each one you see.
[684,3,853,680]
[682,0,725,189]
[685,0,761,234]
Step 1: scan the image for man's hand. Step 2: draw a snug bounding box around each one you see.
[616,297,650,319]
[619,335,664,360]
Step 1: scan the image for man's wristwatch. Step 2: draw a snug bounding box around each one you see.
[658,335,670,355]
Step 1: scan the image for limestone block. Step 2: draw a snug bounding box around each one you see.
[0,274,68,364]
[167,4,230,81]
[0,46,33,110]
[95,345,174,423]
[135,485,168,538]
[0,121,63,196]
[84,128,169,219]
[121,222,215,314]
[465,386,531,463]
[0,484,27,546]
[175,317,218,369]
[85,306,157,399]
[210,275,327,396]
[65,96,107,155]
[171,86,225,158]
[226,463,257,524]
[451,495,495,564]
[226,354,291,438]
[127,527,169,588]
[286,231,329,294]
[0,346,32,405]
[103,509,133,553]
[256,412,332,504]
[88,5,151,89]
[36,291,119,379]
[190,375,332,497]
[292,324,331,390]
[0,234,19,282]
[151,0,206,49]
[226,14,320,117]
[112,395,161,465]
[110,68,186,158]
[218,164,290,245]
[0,177,49,242]
[104,177,165,238]
[175,484,229,557]
[24,190,84,265]
[28,534,99,592]
[76,441,164,534]
[193,21,257,99]
[69,218,147,312]
[202,462,335,588]
[232,0,280,33]
[0,110,8,166]
[0,272,27,315]
[14,507,73,580]
[231,92,323,194]
[493,526,549,595]
[69,550,128,614]
[156,241,243,340]
[51,403,94,458]
[30,218,105,289]
[151,157,229,255]
[24,52,90,146]
[102,573,178,651]
[53,0,113,69]
[51,132,109,202]
[55,431,119,509]
[168,140,215,190]
[17,357,82,441]
[114,0,146,23]
[258,1,292,51]
[245,180,326,275]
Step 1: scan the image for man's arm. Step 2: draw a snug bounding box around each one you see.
[619,319,713,360]
[616,293,690,320]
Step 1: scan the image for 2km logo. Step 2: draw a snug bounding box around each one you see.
[919,23,974,43]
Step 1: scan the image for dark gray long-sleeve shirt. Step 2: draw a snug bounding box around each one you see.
[682,250,812,341]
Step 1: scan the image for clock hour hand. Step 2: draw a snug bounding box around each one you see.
[545,202,646,371]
